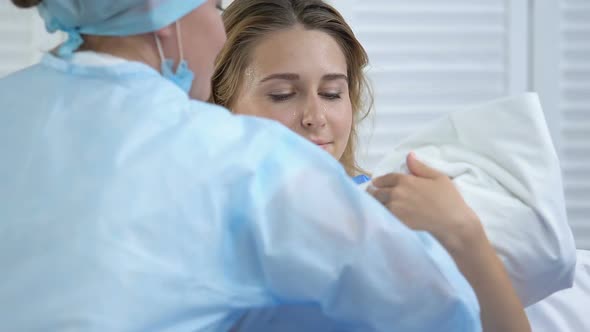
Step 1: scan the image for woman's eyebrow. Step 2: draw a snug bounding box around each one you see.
[322,73,348,82]
[259,73,300,83]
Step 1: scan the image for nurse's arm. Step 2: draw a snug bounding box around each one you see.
[238,166,481,332]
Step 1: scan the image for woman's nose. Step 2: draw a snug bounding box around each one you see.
[302,97,327,128]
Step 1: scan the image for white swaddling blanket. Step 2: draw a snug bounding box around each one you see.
[364,93,576,306]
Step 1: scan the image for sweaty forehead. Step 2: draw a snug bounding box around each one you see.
[248,26,348,78]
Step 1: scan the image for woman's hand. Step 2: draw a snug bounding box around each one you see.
[368,152,481,250]
[369,152,531,332]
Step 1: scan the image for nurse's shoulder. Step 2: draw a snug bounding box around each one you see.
[184,99,344,177]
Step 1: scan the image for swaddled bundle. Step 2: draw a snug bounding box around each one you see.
[365,93,576,306]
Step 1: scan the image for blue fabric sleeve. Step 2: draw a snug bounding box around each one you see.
[225,121,482,332]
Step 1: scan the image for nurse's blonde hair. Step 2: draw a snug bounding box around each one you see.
[211,0,373,176]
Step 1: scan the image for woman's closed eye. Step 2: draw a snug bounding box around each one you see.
[268,92,296,102]
[320,92,342,100]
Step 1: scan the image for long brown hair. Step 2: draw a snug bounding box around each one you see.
[211,0,373,176]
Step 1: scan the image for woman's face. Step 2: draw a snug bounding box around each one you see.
[232,25,353,160]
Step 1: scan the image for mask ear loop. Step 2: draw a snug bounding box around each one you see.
[176,21,185,65]
[154,33,166,64]
[153,21,184,70]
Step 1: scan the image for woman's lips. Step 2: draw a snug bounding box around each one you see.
[316,142,333,150]
[309,138,333,150]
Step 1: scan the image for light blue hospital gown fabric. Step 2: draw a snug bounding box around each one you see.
[0,53,481,332]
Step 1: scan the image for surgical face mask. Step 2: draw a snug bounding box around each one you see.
[154,22,195,94]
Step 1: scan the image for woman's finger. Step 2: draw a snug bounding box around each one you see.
[372,172,404,188]
[368,188,392,205]
[406,152,444,180]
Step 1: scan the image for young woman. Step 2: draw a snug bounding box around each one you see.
[212,1,530,331]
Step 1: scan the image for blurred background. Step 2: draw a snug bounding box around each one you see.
[1,0,588,249]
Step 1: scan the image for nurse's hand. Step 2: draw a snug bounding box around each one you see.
[367,152,483,251]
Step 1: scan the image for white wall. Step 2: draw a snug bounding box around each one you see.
[0,2,62,77]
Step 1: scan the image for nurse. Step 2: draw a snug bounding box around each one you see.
[0,0,513,331]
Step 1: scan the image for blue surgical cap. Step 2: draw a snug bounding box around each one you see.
[38,0,207,55]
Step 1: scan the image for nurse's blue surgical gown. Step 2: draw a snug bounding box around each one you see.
[0,52,481,331]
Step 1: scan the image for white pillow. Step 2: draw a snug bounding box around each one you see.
[526,250,590,331]
[366,93,576,306]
